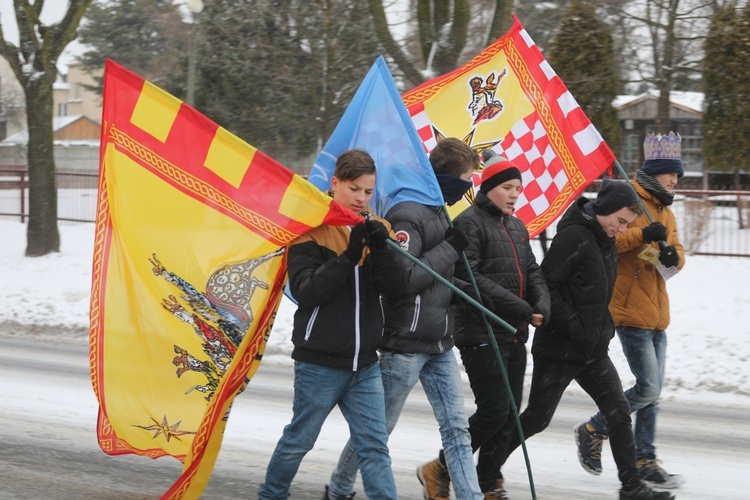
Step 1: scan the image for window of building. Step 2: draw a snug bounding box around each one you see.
[621,133,641,173]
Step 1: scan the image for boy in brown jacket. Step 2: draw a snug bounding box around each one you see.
[576,132,686,490]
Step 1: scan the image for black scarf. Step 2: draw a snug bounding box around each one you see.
[436,173,473,206]
[635,170,674,206]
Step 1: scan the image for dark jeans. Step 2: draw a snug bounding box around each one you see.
[497,355,641,489]
[459,342,526,491]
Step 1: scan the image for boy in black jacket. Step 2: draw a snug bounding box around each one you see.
[493,179,675,500]
[326,138,484,500]
[448,151,550,498]
[259,150,402,500]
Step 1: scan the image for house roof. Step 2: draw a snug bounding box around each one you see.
[1,115,98,145]
[613,90,703,114]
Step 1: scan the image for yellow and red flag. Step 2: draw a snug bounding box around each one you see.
[89,59,360,498]
[403,16,615,236]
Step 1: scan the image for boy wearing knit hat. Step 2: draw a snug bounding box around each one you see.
[577,132,686,490]
[490,179,675,499]
[423,150,551,498]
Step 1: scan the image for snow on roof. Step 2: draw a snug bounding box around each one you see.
[1,115,89,145]
[613,89,703,113]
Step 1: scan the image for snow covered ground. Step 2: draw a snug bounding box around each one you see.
[1,218,750,499]
[2,218,748,406]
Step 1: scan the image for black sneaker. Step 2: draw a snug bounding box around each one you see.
[322,485,356,500]
[619,482,675,500]
[637,458,684,489]
[575,422,607,476]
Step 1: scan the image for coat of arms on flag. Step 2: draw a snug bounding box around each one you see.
[403,15,615,236]
[90,59,359,499]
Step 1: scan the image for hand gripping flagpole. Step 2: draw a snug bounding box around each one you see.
[383,212,538,500]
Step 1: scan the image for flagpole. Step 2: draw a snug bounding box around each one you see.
[440,209,538,500]
[383,214,539,500]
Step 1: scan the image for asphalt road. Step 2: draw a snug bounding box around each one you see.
[1,335,748,499]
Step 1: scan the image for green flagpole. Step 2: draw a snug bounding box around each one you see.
[441,209,537,500]
[385,208,538,500]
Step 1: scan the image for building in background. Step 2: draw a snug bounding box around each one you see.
[53,62,102,124]
[0,60,102,171]
[614,90,703,177]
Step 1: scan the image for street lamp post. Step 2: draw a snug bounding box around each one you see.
[186,0,204,106]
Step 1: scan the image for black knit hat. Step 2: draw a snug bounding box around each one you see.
[593,178,639,216]
[479,149,522,194]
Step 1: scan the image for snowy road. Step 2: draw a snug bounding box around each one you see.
[1,335,748,500]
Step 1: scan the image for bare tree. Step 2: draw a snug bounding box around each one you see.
[368,0,515,87]
[0,0,93,256]
[614,0,715,131]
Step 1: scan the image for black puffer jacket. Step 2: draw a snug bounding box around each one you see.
[380,201,460,354]
[452,192,550,346]
[288,218,404,370]
[531,198,617,364]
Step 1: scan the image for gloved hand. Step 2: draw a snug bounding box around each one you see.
[658,244,680,268]
[344,223,368,263]
[642,222,667,243]
[365,218,390,250]
[445,226,469,254]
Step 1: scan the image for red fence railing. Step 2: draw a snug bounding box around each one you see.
[2,166,749,256]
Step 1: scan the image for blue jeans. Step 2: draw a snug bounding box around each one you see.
[259,361,396,500]
[328,351,482,500]
[589,327,667,458]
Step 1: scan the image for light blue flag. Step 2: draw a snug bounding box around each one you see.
[308,56,444,217]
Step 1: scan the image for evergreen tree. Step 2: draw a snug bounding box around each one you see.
[195,0,380,168]
[702,5,748,174]
[76,0,188,96]
[548,1,621,157]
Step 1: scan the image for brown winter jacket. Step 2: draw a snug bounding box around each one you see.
[609,181,686,331]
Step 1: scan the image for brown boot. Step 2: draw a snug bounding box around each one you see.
[416,458,450,500]
[483,479,510,499]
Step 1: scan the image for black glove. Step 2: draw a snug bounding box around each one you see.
[445,226,469,254]
[344,223,368,263]
[658,244,680,268]
[365,218,390,250]
[642,222,667,243]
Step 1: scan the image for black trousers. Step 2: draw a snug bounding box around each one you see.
[459,341,526,491]
[498,355,641,489]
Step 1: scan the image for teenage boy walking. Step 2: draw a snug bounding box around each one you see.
[259,150,402,500]
[576,132,686,490]
[324,138,483,500]
[492,179,675,500]
[423,150,550,499]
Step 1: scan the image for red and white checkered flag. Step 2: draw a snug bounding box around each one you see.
[403,16,614,236]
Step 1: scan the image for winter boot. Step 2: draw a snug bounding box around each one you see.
[417,458,450,500]
[637,457,684,489]
[483,479,510,499]
[575,422,607,475]
[322,485,356,500]
[619,481,675,499]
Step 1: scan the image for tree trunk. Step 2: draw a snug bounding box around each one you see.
[24,84,59,256]
[736,168,746,230]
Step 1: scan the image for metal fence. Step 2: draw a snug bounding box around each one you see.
[0,166,98,224]
[2,166,749,256]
